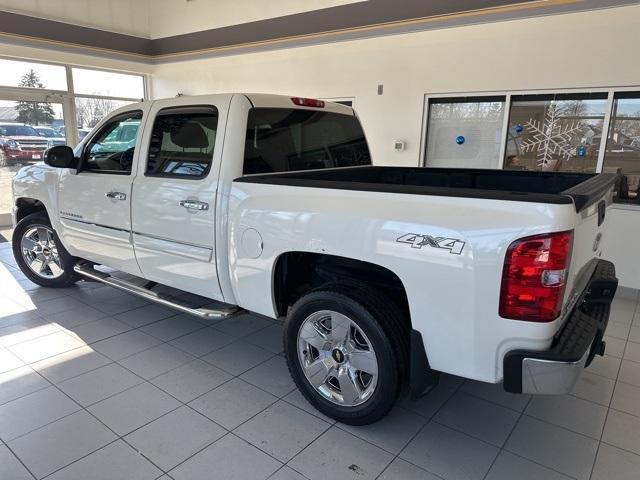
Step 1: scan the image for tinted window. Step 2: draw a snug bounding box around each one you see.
[243,108,371,175]
[146,106,218,179]
[0,125,39,136]
[83,111,142,174]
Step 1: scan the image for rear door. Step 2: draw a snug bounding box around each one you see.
[131,96,231,301]
[57,108,146,274]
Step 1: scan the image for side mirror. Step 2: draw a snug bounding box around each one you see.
[44,146,78,169]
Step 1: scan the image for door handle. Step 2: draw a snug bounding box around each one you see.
[105,191,127,200]
[179,200,209,211]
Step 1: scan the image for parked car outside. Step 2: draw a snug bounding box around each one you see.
[33,126,66,146]
[0,123,49,165]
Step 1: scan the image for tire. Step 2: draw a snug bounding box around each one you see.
[12,211,81,288]
[284,284,408,425]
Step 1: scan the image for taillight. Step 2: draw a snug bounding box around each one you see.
[291,97,325,108]
[499,231,573,322]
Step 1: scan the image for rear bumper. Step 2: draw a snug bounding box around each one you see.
[503,260,617,394]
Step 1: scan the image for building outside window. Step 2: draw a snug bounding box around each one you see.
[603,93,640,203]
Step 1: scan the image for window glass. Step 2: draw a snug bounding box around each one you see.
[603,94,640,203]
[73,98,135,147]
[83,112,142,173]
[0,58,67,90]
[146,107,218,178]
[504,94,607,172]
[426,97,505,169]
[243,108,371,175]
[72,68,144,99]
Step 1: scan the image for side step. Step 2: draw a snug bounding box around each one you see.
[73,262,240,320]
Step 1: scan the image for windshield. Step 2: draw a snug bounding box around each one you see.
[0,125,39,136]
[243,108,371,174]
[36,127,56,137]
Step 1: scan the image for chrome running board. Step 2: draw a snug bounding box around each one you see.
[73,262,240,320]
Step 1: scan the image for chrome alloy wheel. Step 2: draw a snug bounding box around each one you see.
[297,310,379,407]
[20,226,64,279]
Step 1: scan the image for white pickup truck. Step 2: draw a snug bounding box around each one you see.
[11,94,618,424]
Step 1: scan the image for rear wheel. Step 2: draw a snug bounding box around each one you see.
[12,212,80,288]
[284,285,407,425]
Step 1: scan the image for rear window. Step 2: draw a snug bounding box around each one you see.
[0,125,39,136]
[243,108,371,175]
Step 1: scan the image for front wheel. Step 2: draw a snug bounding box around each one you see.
[12,212,80,288]
[284,286,407,425]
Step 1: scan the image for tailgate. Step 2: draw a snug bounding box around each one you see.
[562,174,618,317]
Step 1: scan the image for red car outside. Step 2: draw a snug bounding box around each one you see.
[0,123,49,163]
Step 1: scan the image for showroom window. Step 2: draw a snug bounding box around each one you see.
[505,93,607,173]
[603,92,640,203]
[426,96,505,169]
[146,106,218,179]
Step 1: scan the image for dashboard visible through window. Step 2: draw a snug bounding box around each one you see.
[146,106,218,179]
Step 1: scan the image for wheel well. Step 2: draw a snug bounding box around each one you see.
[15,198,47,223]
[273,252,411,330]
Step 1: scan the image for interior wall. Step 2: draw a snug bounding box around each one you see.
[151,4,640,289]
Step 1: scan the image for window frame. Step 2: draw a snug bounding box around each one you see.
[79,110,144,176]
[144,105,219,181]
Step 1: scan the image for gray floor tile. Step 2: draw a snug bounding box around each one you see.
[115,304,177,328]
[244,323,284,354]
[485,450,573,480]
[139,315,205,342]
[525,394,608,439]
[611,380,640,417]
[0,320,61,347]
[66,317,132,344]
[0,443,33,480]
[44,304,109,329]
[571,371,616,406]
[609,297,637,324]
[603,335,626,358]
[92,330,162,361]
[31,346,111,384]
[606,321,632,340]
[125,406,226,471]
[189,378,277,430]
[588,354,622,380]
[339,406,427,454]
[460,380,531,412]
[203,340,273,376]
[240,356,294,397]
[169,327,236,357]
[434,391,520,447]
[87,293,149,316]
[88,383,181,436]
[400,422,498,480]
[378,458,441,480]
[213,314,273,338]
[58,363,143,406]
[402,385,456,419]
[0,365,50,405]
[623,341,640,363]
[290,426,393,480]
[30,296,86,317]
[151,359,232,403]
[0,347,24,374]
[268,466,308,480]
[592,443,640,480]
[119,344,194,380]
[47,440,162,480]
[282,389,336,424]
[0,386,80,441]
[8,410,117,479]
[170,434,281,480]
[505,416,598,480]
[629,324,640,343]
[619,359,640,387]
[602,408,640,455]
[235,401,329,462]
[8,330,85,364]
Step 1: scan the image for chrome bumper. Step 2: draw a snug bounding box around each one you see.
[503,260,616,395]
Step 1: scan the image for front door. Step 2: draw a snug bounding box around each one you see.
[57,109,145,274]
[131,97,229,300]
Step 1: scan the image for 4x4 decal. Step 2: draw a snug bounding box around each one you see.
[396,233,465,255]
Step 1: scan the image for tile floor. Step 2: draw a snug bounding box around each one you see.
[0,238,639,480]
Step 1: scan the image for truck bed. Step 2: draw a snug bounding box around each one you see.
[236,166,618,212]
